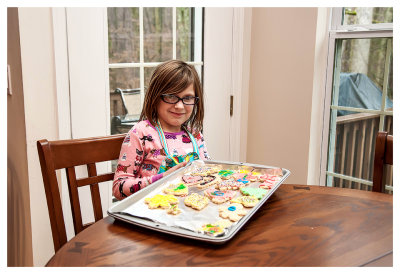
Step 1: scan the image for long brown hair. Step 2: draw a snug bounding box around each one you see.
[140,60,204,133]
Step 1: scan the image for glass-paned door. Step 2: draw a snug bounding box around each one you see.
[325,7,393,193]
[107,7,203,202]
[107,7,203,135]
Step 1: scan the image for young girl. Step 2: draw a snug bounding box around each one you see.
[113,60,210,200]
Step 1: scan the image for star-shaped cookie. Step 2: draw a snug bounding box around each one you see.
[144,194,178,209]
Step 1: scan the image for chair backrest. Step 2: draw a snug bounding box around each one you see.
[115,88,141,115]
[37,134,125,252]
[373,131,393,193]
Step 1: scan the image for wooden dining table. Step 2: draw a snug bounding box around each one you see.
[46,184,393,267]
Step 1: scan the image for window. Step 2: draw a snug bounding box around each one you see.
[107,7,204,135]
[324,7,393,193]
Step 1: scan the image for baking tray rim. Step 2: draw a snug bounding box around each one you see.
[107,160,291,244]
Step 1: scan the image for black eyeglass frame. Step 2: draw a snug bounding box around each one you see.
[160,94,199,105]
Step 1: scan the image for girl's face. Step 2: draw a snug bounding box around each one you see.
[156,84,195,132]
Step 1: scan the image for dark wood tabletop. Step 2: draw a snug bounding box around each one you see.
[46,184,393,267]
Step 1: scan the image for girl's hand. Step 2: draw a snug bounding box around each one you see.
[163,161,188,177]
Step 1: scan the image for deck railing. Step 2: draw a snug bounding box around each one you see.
[333,112,393,193]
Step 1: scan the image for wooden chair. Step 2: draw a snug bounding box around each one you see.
[37,134,126,252]
[373,131,393,193]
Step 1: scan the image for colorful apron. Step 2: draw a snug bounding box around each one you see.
[156,120,200,174]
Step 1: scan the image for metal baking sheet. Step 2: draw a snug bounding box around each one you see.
[107,160,291,244]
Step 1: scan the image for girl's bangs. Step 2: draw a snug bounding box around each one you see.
[165,72,194,95]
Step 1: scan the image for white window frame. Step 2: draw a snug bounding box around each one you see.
[320,8,393,189]
[108,7,204,110]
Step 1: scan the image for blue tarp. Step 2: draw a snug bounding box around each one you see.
[338,72,393,116]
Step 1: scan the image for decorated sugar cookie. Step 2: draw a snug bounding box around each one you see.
[264,168,284,177]
[144,194,178,209]
[232,173,248,180]
[197,175,219,189]
[191,165,221,176]
[184,193,209,210]
[191,166,211,176]
[205,165,222,174]
[240,187,268,200]
[218,170,234,180]
[259,174,280,189]
[200,219,232,236]
[236,176,250,186]
[259,180,276,189]
[182,175,203,186]
[163,183,188,196]
[219,203,247,222]
[166,204,182,215]
[204,188,236,204]
[259,174,281,183]
[216,179,243,191]
[200,223,224,236]
[246,174,259,182]
[231,195,259,207]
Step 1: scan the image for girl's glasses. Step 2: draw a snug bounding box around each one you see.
[160,94,199,105]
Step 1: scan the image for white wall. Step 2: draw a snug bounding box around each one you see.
[247,8,320,185]
[18,7,59,266]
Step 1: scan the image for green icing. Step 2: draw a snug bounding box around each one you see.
[240,187,268,199]
[218,170,234,177]
[173,184,187,191]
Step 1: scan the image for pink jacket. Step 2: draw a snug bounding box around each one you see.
[112,120,210,200]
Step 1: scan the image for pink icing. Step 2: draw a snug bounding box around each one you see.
[182,175,203,186]
[259,174,281,183]
[246,174,259,181]
[217,179,243,190]
[232,173,247,180]
[264,168,283,176]
[204,188,236,203]
[259,181,275,189]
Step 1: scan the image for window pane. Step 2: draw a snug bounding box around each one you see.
[109,68,140,135]
[332,116,379,183]
[337,38,393,114]
[143,8,173,62]
[176,8,194,61]
[108,8,140,63]
[109,68,140,94]
[342,7,393,25]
